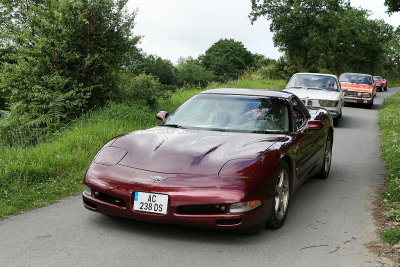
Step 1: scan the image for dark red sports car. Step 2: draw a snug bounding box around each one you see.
[83,88,333,230]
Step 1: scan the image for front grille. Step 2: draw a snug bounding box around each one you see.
[344,90,360,97]
[94,191,126,207]
[175,205,226,215]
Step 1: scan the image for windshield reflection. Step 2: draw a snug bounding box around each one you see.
[286,74,339,92]
[163,94,290,133]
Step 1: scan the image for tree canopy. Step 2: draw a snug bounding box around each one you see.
[0,0,139,144]
[201,38,254,81]
[249,0,393,74]
[385,0,400,13]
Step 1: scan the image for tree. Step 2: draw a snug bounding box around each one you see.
[175,57,215,87]
[249,0,393,75]
[126,53,176,85]
[201,38,254,81]
[385,0,400,13]
[0,0,139,145]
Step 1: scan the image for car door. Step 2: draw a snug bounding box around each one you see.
[289,97,323,182]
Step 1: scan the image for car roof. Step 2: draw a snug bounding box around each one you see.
[200,88,293,99]
[340,73,371,77]
[292,73,338,78]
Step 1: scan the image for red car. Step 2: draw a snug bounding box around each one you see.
[383,77,388,91]
[83,88,333,230]
[373,76,387,92]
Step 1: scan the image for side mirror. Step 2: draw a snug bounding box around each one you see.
[156,111,169,121]
[305,120,324,131]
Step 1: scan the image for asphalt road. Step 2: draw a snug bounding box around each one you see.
[1,88,399,267]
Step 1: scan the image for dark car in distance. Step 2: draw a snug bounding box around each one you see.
[83,88,334,231]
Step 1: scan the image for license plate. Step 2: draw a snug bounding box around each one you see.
[133,192,168,214]
[344,99,357,103]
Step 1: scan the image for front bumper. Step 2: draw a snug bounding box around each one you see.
[82,164,272,230]
[82,189,271,230]
[344,97,373,104]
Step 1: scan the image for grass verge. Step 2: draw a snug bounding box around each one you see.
[0,79,286,218]
[378,90,400,245]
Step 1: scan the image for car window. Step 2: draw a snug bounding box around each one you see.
[164,94,290,133]
[290,98,307,131]
[286,74,340,92]
[339,73,373,85]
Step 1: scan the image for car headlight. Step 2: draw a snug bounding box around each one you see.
[218,159,262,178]
[363,93,371,98]
[93,147,127,166]
[318,100,339,107]
[230,200,262,214]
[83,185,92,196]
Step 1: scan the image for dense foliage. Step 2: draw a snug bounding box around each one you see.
[175,57,215,88]
[127,53,176,85]
[249,0,394,75]
[0,0,139,145]
[200,38,254,81]
[385,0,400,13]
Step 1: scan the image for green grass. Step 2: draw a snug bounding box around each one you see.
[0,102,160,218]
[389,83,400,88]
[378,90,400,244]
[381,228,400,245]
[208,77,287,91]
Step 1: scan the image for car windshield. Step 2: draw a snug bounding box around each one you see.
[339,73,372,85]
[286,74,339,92]
[163,94,290,133]
[373,76,382,80]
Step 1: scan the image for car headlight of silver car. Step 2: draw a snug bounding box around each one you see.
[362,92,371,98]
[318,100,339,107]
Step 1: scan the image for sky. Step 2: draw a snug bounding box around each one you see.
[127,0,400,64]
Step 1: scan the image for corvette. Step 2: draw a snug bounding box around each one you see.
[83,88,333,230]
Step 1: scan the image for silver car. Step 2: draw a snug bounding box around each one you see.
[284,73,344,126]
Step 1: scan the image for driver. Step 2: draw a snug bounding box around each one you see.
[241,101,287,131]
[324,77,335,90]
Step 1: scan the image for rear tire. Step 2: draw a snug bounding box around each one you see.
[315,133,332,180]
[266,161,290,229]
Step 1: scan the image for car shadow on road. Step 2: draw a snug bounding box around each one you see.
[335,102,381,129]
[87,212,268,245]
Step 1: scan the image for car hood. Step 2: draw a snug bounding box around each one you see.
[340,83,374,92]
[109,127,286,175]
[284,88,341,100]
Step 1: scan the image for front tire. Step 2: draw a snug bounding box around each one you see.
[315,133,332,179]
[266,161,290,229]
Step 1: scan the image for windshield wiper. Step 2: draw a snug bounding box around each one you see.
[160,124,186,129]
[289,86,304,89]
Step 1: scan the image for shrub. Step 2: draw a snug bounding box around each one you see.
[124,74,170,107]
[176,57,215,88]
